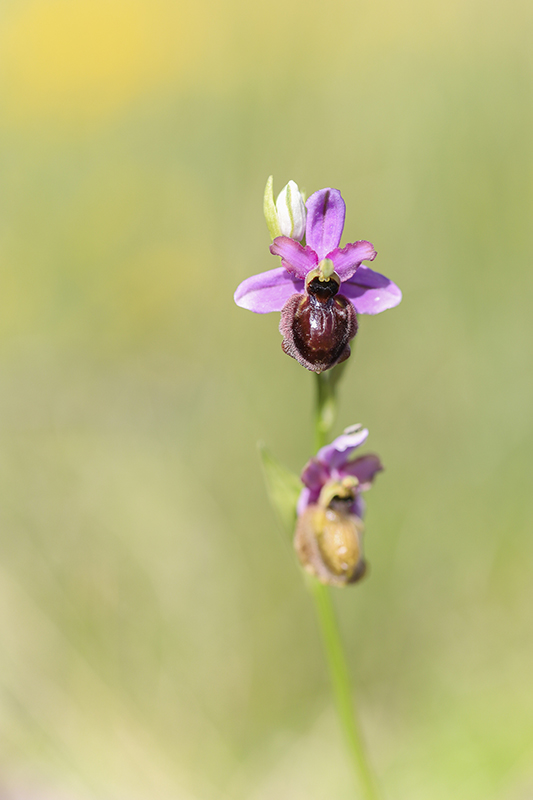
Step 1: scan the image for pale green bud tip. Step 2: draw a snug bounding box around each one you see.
[275,180,307,242]
[318,258,335,280]
[263,175,281,240]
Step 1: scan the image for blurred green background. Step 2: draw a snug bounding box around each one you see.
[0,0,532,797]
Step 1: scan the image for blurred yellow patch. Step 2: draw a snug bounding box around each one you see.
[106,241,215,347]
[0,0,204,124]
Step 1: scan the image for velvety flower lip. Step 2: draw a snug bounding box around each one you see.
[297,425,383,517]
[234,186,402,316]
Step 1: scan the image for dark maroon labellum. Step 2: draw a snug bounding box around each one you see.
[279,277,358,373]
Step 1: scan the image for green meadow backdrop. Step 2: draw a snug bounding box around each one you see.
[0,0,532,797]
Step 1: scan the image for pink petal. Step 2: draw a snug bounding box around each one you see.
[297,486,319,516]
[340,454,383,490]
[301,457,330,491]
[234,268,304,313]
[328,241,377,280]
[305,189,345,258]
[341,266,402,315]
[317,426,369,471]
[270,237,318,278]
[351,495,365,519]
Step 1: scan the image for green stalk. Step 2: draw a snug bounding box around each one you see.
[314,370,335,452]
[311,371,381,800]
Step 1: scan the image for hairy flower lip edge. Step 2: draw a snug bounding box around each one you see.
[278,290,358,374]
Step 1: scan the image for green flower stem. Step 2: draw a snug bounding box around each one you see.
[311,372,381,800]
[314,370,336,452]
[310,582,380,800]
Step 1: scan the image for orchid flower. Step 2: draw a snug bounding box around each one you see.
[294,425,383,586]
[235,184,402,372]
[298,424,383,517]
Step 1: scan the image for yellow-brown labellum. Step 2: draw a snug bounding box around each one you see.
[294,479,367,587]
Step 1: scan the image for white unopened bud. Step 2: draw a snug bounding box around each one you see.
[275,180,307,241]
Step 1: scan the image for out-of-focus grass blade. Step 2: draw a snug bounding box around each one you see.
[258,443,301,536]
